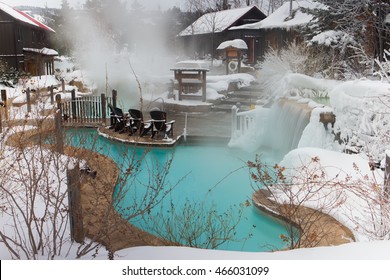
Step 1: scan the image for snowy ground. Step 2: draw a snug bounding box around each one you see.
[1,56,390,261]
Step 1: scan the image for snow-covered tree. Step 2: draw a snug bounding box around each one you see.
[304,0,390,77]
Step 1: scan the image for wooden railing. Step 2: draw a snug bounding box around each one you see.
[57,90,114,125]
[230,105,257,139]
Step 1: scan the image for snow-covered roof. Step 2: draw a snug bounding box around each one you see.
[178,6,261,36]
[217,39,248,50]
[0,2,55,32]
[230,0,324,30]
[23,47,59,56]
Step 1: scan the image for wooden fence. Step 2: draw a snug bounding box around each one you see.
[57,90,117,125]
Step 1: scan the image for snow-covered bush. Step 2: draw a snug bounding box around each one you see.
[249,148,390,247]
[330,79,390,160]
[374,48,390,82]
[0,59,29,87]
[257,43,339,98]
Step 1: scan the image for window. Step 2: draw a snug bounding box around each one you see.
[17,26,22,41]
[32,30,36,42]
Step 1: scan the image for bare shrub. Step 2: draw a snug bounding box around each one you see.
[247,154,390,248]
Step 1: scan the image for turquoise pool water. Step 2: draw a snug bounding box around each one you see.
[66,128,289,252]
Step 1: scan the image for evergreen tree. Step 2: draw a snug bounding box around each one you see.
[305,0,389,60]
[50,0,73,55]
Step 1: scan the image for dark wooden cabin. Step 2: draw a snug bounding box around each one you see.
[0,2,57,76]
[176,6,266,64]
[230,1,314,63]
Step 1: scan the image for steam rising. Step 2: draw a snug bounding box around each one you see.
[64,5,176,109]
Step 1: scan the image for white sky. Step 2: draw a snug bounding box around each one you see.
[0,0,182,10]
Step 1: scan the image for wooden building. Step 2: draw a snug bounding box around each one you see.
[0,2,57,76]
[176,6,266,65]
[230,1,318,62]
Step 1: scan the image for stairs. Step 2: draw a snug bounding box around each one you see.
[211,84,269,112]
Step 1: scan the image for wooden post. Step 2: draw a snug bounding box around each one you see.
[55,93,62,110]
[112,89,117,108]
[238,50,242,73]
[49,86,54,105]
[1,89,7,104]
[177,71,183,101]
[67,163,85,243]
[0,102,2,133]
[202,70,207,102]
[1,89,6,129]
[26,88,31,113]
[55,109,64,154]
[384,152,390,199]
[71,89,76,120]
[101,93,106,125]
[319,112,336,130]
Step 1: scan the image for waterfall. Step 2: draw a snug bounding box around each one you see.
[229,98,313,156]
[260,99,311,155]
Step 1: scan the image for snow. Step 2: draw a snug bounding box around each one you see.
[171,60,209,71]
[0,2,54,32]
[0,126,91,259]
[178,6,256,36]
[24,75,60,89]
[278,147,388,242]
[229,70,390,245]
[0,2,40,27]
[217,39,248,50]
[329,79,390,159]
[310,30,355,47]
[143,72,254,106]
[230,0,324,30]
[23,47,59,56]
[113,240,390,260]
[2,49,390,261]
[298,106,338,150]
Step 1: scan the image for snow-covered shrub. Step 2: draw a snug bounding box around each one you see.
[257,43,337,98]
[249,148,390,247]
[374,48,390,82]
[0,59,28,87]
[330,79,390,160]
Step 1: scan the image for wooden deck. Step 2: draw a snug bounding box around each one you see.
[98,126,182,147]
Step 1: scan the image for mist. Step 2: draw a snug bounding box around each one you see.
[64,4,177,109]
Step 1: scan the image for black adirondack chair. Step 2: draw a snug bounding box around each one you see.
[108,104,125,132]
[149,110,175,139]
[128,109,151,136]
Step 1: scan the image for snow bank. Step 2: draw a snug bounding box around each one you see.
[143,73,255,106]
[280,147,387,242]
[298,106,340,151]
[23,75,60,89]
[114,240,390,260]
[329,79,390,159]
[0,127,98,260]
[228,107,270,152]
[207,73,255,91]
